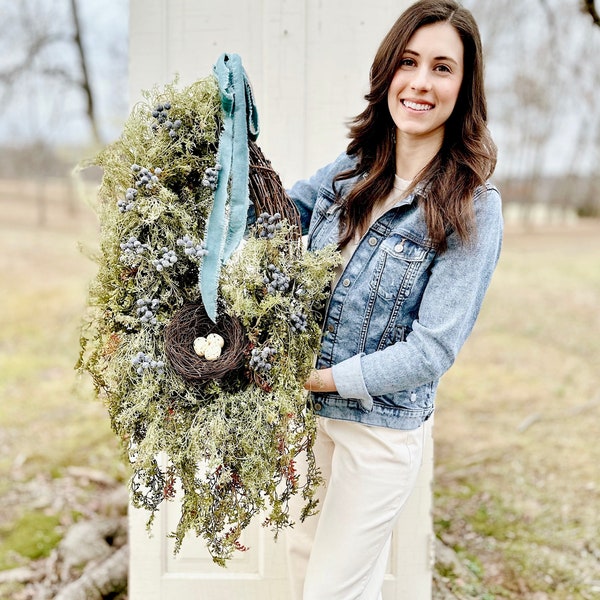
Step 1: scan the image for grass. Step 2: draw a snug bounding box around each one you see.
[434,222,600,598]
[0,182,126,575]
[0,183,598,598]
[0,512,62,570]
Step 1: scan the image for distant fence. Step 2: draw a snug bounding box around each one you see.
[2,175,595,231]
[502,202,580,226]
[0,177,98,229]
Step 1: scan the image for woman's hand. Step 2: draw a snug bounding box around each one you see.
[303,368,337,392]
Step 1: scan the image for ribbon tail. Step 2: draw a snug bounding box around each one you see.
[199,55,234,322]
[199,53,261,321]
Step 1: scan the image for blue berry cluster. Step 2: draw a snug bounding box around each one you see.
[289,308,308,333]
[248,346,276,374]
[152,102,182,139]
[117,187,138,212]
[132,164,161,191]
[255,212,283,239]
[263,264,290,295]
[136,298,160,325]
[152,247,178,272]
[120,236,150,263]
[131,351,165,375]
[202,164,222,191]
[176,235,208,260]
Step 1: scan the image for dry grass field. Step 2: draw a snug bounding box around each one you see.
[434,221,600,598]
[0,180,598,598]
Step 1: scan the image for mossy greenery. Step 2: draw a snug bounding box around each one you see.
[0,511,62,569]
[78,76,340,565]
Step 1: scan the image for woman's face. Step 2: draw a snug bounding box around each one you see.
[387,21,464,146]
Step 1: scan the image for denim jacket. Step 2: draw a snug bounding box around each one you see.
[288,153,503,430]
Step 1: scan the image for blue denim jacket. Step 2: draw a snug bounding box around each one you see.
[288,153,503,430]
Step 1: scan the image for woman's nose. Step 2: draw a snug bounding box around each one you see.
[410,68,432,91]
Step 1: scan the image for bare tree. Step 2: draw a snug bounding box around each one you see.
[0,0,127,226]
[0,0,124,148]
[466,0,599,214]
[69,0,101,144]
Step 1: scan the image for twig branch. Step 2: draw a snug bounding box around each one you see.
[582,0,600,26]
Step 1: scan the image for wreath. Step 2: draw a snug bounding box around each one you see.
[77,66,340,565]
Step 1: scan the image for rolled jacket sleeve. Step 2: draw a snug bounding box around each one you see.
[331,353,374,410]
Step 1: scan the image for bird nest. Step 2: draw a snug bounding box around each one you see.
[164,302,246,382]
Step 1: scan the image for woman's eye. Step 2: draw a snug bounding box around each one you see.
[435,64,451,73]
[400,58,415,67]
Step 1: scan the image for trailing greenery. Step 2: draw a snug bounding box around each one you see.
[77,76,340,565]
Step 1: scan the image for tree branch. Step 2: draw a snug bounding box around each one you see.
[582,0,600,26]
[69,0,101,144]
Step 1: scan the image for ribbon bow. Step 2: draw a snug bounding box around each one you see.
[200,53,259,322]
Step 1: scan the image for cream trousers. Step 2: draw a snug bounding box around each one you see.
[286,416,424,600]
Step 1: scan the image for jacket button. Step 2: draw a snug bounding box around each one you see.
[313,402,322,411]
[342,278,351,287]
[394,242,404,253]
[368,236,377,246]
[327,324,335,333]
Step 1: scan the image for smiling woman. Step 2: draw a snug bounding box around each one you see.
[284,1,502,598]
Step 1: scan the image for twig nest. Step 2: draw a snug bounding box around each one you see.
[164,302,246,381]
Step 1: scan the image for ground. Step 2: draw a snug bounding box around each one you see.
[0,179,598,598]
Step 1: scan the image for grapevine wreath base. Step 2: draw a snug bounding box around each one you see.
[78,72,340,564]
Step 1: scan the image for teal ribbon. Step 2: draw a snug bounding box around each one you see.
[200,53,259,322]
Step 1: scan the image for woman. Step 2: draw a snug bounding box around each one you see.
[285,1,502,598]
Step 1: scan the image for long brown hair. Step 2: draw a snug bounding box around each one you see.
[336,0,497,252]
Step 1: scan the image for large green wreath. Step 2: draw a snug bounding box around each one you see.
[77,75,340,565]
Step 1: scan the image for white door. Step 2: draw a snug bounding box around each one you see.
[128,1,432,598]
[128,420,433,599]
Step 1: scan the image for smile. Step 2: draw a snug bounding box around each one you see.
[402,100,433,111]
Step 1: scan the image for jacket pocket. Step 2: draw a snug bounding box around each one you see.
[369,235,428,302]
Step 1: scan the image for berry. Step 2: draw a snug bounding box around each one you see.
[202,163,222,191]
[290,309,308,333]
[248,346,276,375]
[117,199,134,213]
[152,247,178,271]
[135,297,160,325]
[255,212,283,239]
[131,166,161,191]
[262,263,290,294]
[131,351,165,375]
[176,235,208,260]
[119,236,150,264]
[152,102,181,139]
